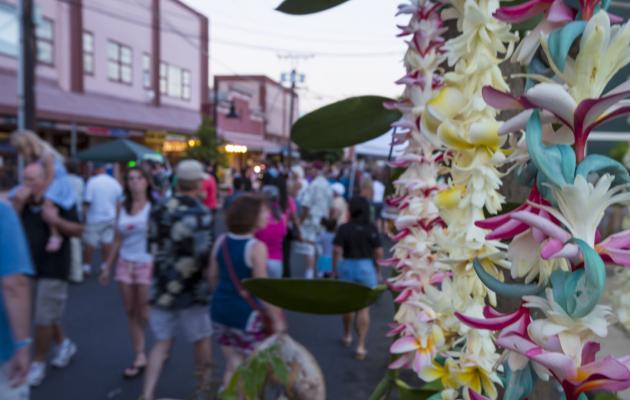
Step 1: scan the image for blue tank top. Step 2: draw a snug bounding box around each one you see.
[210,235,259,330]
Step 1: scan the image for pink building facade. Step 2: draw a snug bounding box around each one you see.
[214,75,298,156]
[0,0,208,157]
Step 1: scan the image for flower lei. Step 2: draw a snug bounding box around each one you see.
[451,1,630,399]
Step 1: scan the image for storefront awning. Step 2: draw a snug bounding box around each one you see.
[0,70,201,134]
[219,130,282,153]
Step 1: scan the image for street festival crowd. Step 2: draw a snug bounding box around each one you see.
[0,130,392,399]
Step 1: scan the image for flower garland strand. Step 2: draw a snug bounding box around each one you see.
[416,0,517,397]
[385,0,453,380]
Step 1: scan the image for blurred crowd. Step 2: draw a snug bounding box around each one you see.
[0,130,391,400]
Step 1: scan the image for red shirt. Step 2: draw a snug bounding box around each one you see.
[203,175,217,210]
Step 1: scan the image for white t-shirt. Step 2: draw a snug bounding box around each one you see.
[118,203,152,263]
[84,173,123,224]
[372,180,385,203]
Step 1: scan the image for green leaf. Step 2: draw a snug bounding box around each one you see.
[242,278,387,314]
[593,392,620,400]
[276,0,351,15]
[395,379,442,400]
[269,355,289,386]
[291,96,401,150]
[368,375,394,400]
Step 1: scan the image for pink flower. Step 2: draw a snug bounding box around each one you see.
[474,186,549,241]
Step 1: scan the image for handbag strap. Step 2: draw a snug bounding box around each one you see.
[220,237,265,314]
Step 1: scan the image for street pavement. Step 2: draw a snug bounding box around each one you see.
[31,220,395,400]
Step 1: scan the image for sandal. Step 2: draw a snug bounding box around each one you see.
[341,336,352,348]
[355,349,368,361]
[123,363,146,379]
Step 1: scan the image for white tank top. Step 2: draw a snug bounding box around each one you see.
[118,203,152,263]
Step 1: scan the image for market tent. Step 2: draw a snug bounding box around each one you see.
[76,139,160,162]
[354,130,407,158]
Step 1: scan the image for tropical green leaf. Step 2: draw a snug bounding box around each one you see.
[242,278,387,314]
[276,0,351,15]
[368,375,394,400]
[395,379,443,400]
[291,96,401,150]
[593,392,620,400]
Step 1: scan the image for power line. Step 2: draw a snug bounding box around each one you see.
[55,0,401,59]
[213,39,401,58]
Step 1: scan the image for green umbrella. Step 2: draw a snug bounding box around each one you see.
[76,139,161,162]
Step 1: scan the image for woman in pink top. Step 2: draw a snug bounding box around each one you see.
[255,185,291,278]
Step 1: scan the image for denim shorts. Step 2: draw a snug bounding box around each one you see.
[338,259,377,288]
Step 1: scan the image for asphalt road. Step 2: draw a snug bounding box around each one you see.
[31,222,395,399]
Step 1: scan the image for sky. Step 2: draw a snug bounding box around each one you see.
[181,0,406,114]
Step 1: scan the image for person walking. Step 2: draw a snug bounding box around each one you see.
[82,163,122,275]
[298,161,333,279]
[255,184,300,279]
[12,162,83,386]
[209,194,286,389]
[142,160,213,400]
[372,173,386,234]
[100,167,154,379]
[66,160,85,283]
[333,196,383,360]
[0,201,34,399]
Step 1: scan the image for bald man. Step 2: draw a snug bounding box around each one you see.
[12,162,83,386]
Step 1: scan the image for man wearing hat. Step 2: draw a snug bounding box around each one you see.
[142,160,213,400]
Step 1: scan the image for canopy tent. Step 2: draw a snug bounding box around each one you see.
[76,139,161,162]
[354,130,407,158]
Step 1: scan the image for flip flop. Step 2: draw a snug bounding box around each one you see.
[355,350,367,361]
[123,363,146,379]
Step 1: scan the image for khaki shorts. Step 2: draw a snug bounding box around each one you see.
[34,279,68,326]
[82,220,115,248]
[149,306,212,343]
[0,364,28,400]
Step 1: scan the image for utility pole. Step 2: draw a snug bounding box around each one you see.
[279,53,311,170]
[17,0,36,131]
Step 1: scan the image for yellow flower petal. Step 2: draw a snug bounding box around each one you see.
[435,185,466,209]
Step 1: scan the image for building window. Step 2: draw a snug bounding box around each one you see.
[159,62,167,94]
[36,18,54,65]
[159,61,191,100]
[107,41,132,84]
[182,70,191,100]
[142,53,151,88]
[0,4,18,57]
[83,31,94,75]
[167,65,182,98]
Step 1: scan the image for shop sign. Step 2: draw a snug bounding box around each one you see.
[145,130,167,146]
[110,128,129,138]
[85,126,109,136]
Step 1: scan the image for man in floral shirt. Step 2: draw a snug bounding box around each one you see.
[142,160,213,400]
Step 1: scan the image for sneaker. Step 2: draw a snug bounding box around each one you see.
[82,264,92,275]
[50,339,77,368]
[27,362,46,386]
